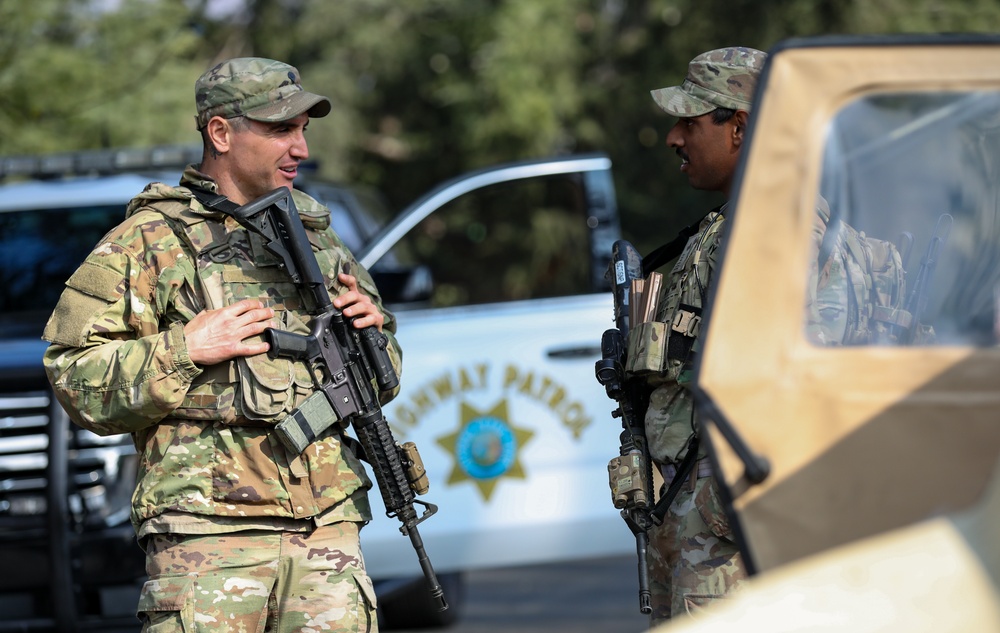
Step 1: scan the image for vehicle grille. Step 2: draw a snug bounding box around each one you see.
[0,387,136,535]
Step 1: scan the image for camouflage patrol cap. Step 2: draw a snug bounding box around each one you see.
[194,57,331,129]
[651,47,767,117]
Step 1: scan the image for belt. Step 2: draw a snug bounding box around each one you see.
[660,457,713,484]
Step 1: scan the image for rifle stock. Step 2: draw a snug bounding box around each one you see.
[232,188,447,612]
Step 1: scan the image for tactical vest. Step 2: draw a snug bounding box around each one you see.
[134,185,337,425]
[625,208,727,383]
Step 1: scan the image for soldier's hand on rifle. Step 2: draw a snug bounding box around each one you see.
[183,299,276,365]
[334,273,384,331]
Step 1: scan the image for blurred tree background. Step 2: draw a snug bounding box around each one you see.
[3,0,1000,254]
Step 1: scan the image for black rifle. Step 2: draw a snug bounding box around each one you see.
[229,187,447,612]
[595,239,654,614]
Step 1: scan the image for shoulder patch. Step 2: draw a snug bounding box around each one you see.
[66,260,125,302]
[43,261,126,347]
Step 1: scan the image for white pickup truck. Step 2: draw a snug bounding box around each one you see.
[0,148,629,630]
[357,155,627,625]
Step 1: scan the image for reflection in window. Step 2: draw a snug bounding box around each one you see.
[0,205,122,323]
[809,91,1000,346]
[380,174,593,308]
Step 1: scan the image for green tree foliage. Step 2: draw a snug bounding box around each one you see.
[7,0,1000,255]
[0,0,212,154]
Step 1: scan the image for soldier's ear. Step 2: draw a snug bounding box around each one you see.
[732,110,750,146]
[205,117,232,155]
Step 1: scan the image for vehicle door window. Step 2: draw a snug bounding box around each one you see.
[383,174,593,308]
[808,91,1000,346]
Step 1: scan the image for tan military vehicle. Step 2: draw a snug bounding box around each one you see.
[658,35,1000,630]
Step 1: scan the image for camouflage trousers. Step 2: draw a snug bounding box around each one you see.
[646,472,746,626]
[137,522,378,633]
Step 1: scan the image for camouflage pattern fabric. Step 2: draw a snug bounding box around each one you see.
[806,198,913,345]
[42,165,401,531]
[643,382,745,626]
[646,474,746,624]
[651,47,767,117]
[138,522,378,632]
[642,209,726,460]
[630,206,742,626]
[807,203,851,345]
[195,57,332,129]
[839,228,911,344]
[645,383,706,470]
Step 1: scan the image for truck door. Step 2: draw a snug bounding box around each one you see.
[355,155,630,578]
[694,36,1000,573]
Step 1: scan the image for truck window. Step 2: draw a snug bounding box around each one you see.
[809,90,1000,346]
[385,174,592,308]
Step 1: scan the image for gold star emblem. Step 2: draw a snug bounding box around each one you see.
[436,399,535,501]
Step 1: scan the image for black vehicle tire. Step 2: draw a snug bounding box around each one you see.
[378,572,465,630]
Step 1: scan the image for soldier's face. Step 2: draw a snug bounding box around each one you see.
[666,112,743,196]
[228,114,311,201]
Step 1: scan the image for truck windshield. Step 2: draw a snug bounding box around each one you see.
[0,205,123,337]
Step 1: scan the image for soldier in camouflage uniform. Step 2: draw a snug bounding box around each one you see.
[807,196,915,346]
[42,58,400,632]
[638,47,767,625]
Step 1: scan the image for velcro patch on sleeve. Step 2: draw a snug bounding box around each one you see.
[43,289,112,346]
[65,261,125,302]
[42,262,126,346]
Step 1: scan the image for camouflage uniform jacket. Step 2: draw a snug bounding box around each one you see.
[42,166,402,533]
[640,207,727,465]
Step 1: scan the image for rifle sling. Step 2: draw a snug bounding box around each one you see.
[189,185,241,215]
[642,220,700,276]
[650,435,700,525]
